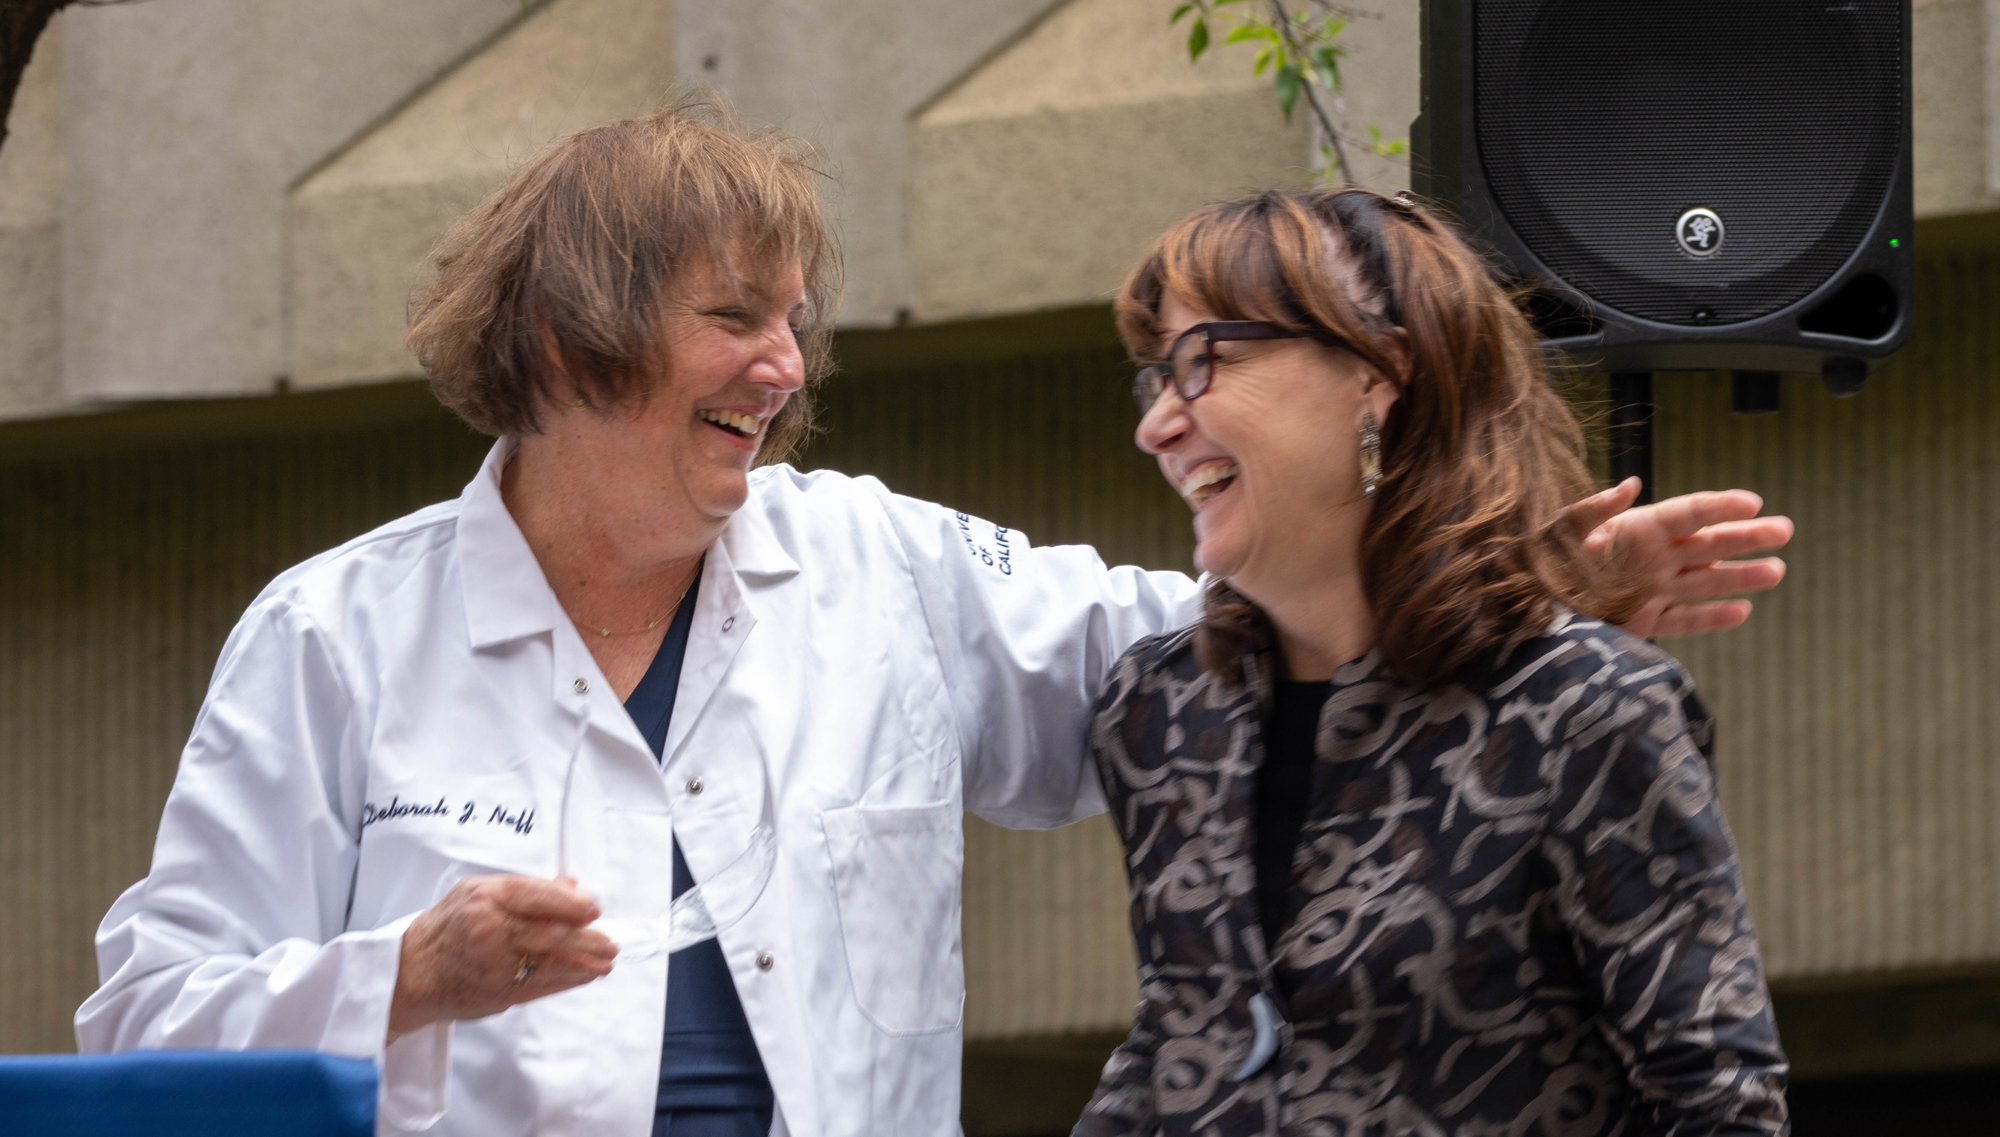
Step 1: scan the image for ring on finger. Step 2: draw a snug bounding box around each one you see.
[514,956,537,984]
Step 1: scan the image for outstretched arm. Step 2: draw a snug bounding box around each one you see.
[877,483,1202,830]
[1568,477,1795,638]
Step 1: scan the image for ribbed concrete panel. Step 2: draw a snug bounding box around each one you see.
[0,419,492,1053]
[1656,252,2000,980]
[959,818,1139,1039]
[803,346,1192,1039]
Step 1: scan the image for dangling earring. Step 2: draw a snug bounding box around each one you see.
[1358,407,1382,499]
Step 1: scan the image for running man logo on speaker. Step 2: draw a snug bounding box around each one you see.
[1676,208,1725,257]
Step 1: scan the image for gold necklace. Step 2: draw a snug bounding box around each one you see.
[567,568,700,639]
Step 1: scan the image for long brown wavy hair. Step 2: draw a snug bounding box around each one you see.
[1116,188,1641,690]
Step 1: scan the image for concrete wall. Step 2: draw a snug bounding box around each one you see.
[57,0,525,401]
[908,0,1310,323]
[0,0,1409,423]
[1920,0,2000,218]
[3,0,1983,423]
[0,21,62,420]
[289,0,677,391]
[293,0,1388,389]
[675,0,1063,328]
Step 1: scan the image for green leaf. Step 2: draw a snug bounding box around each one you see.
[1364,124,1410,158]
[1224,23,1271,44]
[1313,46,1344,90]
[1253,44,1273,76]
[1188,17,1210,60]
[1274,64,1302,119]
[1170,2,1195,24]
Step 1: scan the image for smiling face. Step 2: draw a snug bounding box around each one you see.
[1136,293,1401,604]
[645,252,809,518]
[538,251,807,525]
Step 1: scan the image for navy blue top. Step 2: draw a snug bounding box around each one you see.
[620,575,775,1137]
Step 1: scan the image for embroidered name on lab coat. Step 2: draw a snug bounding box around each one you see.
[954,512,1014,576]
[361,795,536,835]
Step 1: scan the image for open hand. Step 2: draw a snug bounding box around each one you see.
[1567,477,1795,639]
[388,874,617,1042]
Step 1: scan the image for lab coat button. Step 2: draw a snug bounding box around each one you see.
[572,678,589,695]
[686,777,703,796]
[722,616,736,633]
[755,952,774,971]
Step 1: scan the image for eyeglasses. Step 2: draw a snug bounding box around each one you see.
[1132,321,1314,416]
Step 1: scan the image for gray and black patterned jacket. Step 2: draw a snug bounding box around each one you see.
[1077,613,1789,1137]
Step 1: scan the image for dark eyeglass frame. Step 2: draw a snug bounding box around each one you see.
[1132,320,1314,416]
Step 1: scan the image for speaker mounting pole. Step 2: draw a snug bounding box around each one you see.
[1608,372,1653,504]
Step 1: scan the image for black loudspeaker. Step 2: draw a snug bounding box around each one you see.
[1412,0,1913,381]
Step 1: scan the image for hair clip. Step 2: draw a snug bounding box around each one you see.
[1389,190,1419,213]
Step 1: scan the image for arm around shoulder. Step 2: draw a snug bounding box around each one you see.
[871,483,1201,828]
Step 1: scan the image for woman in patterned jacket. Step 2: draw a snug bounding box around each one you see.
[1075,188,1790,1137]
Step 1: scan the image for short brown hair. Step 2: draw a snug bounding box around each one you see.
[407,95,840,464]
[1116,188,1640,689]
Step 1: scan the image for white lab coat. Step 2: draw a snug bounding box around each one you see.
[75,439,1201,1137]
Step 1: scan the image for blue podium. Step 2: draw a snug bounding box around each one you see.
[0,1050,376,1136]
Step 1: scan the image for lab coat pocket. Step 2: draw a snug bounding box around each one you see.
[822,801,964,1035]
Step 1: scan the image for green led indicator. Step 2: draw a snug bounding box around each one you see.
[1889,238,1901,247]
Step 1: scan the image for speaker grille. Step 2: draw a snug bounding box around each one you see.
[1476,0,1903,328]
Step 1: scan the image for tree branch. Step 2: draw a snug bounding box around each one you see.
[1268,0,1354,186]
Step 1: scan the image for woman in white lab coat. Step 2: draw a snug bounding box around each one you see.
[74,102,1791,1137]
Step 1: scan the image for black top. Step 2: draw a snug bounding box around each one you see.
[621,577,700,759]
[619,576,776,1135]
[1080,616,1787,1136]
[1252,680,1331,952]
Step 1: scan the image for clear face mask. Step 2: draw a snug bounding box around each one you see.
[592,820,777,962]
[551,713,780,963]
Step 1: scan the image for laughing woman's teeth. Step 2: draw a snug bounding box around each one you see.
[699,409,762,436]
[1181,463,1239,503]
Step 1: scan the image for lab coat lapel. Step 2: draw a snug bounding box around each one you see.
[659,493,822,1137]
[661,497,800,766]
[456,439,561,650]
